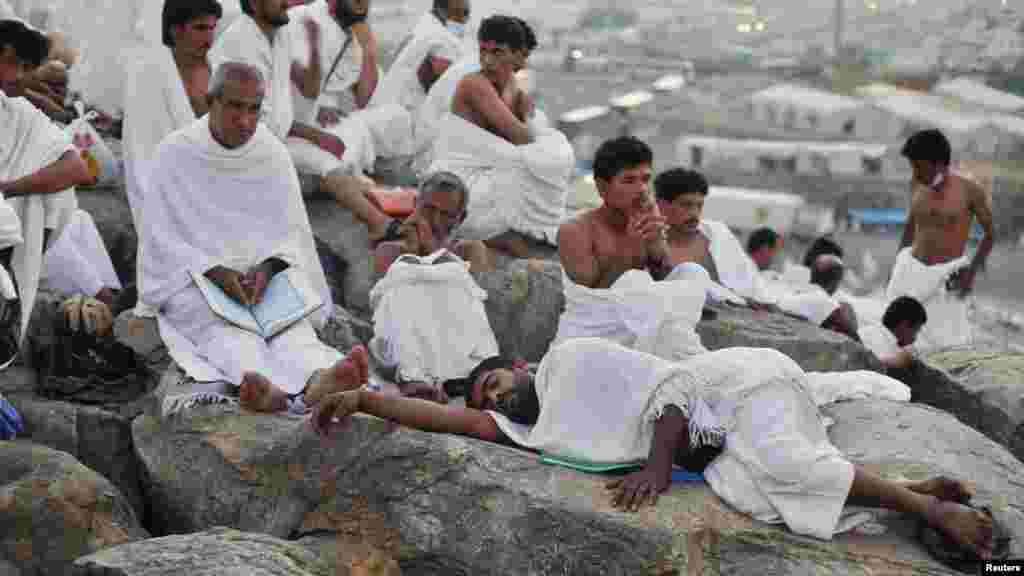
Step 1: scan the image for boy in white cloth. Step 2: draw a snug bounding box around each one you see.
[858,296,927,371]
[654,168,775,309]
[887,129,994,352]
[0,20,91,345]
[138,62,357,414]
[311,338,994,559]
[430,15,573,257]
[122,0,223,318]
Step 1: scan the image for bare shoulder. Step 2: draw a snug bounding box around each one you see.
[557,212,594,245]
[456,72,495,97]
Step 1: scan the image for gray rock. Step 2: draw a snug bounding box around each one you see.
[134,400,998,575]
[307,198,377,316]
[72,527,336,576]
[900,350,1024,465]
[824,399,1024,559]
[0,441,148,575]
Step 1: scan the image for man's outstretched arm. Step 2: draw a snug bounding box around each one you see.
[0,151,90,198]
[313,390,505,443]
[607,404,688,511]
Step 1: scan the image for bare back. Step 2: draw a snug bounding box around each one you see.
[451,72,530,144]
[558,209,652,289]
[180,62,212,118]
[908,173,992,265]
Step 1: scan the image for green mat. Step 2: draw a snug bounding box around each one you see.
[540,454,705,483]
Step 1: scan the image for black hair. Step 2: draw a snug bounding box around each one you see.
[477,15,530,52]
[494,372,540,426]
[653,168,708,203]
[442,355,515,398]
[592,136,653,182]
[802,235,844,268]
[0,19,50,67]
[163,0,223,47]
[511,17,537,52]
[240,0,253,16]
[810,256,844,292]
[747,227,779,254]
[901,129,951,166]
[882,296,927,331]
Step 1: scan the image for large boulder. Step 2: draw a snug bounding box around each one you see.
[897,350,1024,465]
[72,527,350,576]
[0,441,148,575]
[132,397,1019,575]
[307,199,377,316]
[824,399,1024,560]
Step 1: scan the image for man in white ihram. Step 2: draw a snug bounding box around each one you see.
[139,61,368,415]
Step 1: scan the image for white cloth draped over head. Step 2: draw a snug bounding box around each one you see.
[412,55,478,175]
[371,11,463,113]
[0,94,77,340]
[123,46,196,316]
[210,14,297,141]
[491,339,899,540]
[428,112,573,244]
[554,265,708,362]
[41,208,123,297]
[776,283,840,326]
[698,219,774,304]
[885,247,971,352]
[369,250,499,384]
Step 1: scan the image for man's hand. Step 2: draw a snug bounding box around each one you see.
[316,131,346,159]
[350,21,376,56]
[606,465,672,512]
[316,107,342,128]
[205,266,251,306]
[241,266,270,305]
[628,204,668,246]
[311,390,361,437]
[949,268,976,299]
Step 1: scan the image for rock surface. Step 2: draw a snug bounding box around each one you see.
[0,442,148,575]
[132,395,1024,575]
[72,527,340,576]
[904,350,1024,465]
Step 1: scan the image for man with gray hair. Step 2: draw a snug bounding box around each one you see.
[138,61,366,416]
[368,170,498,403]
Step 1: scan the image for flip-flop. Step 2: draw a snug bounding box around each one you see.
[918,504,1012,574]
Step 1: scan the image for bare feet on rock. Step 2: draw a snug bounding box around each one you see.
[239,372,288,413]
[925,498,995,560]
[908,476,975,504]
[305,345,369,406]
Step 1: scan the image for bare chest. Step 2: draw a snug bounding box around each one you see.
[911,185,969,228]
[591,229,650,287]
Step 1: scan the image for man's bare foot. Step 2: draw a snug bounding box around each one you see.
[305,346,370,405]
[925,499,995,560]
[907,476,974,504]
[239,372,288,413]
[398,380,449,404]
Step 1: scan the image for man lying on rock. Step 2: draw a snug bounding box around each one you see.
[138,61,366,414]
[312,338,995,560]
[776,253,860,342]
[370,170,499,403]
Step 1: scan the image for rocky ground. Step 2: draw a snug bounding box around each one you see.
[1,187,1022,575]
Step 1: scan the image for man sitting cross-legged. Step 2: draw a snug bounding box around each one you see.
[427,15,573,257]
[138,61,363,414]
[312,338,994,560]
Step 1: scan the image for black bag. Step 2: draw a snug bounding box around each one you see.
[30,296,151,405]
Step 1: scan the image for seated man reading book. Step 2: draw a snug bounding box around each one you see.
[311,339,995,561]
[138,61,364,414]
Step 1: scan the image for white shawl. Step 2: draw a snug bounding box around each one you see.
[138,117,331,324]
[428,112,573,243]
[289,0,362,124]
[777,284,840,326]
[412,55,478,175]
[699,219,774,304]
[369,250,498,384]
[0,94,76,340]
[553,265,708,362]
[372,11,463,112]
[123,46,196,315]
[210,14,297,140]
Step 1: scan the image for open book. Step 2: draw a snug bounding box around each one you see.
[190,267,323,340]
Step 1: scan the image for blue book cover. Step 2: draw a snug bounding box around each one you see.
[191,267,322,339]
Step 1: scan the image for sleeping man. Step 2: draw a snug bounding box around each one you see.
[311,338,994,559]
